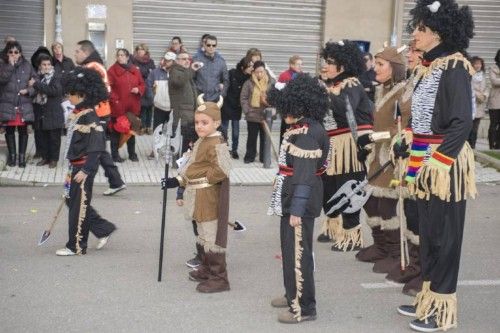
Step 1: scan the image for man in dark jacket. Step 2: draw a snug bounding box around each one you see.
[192,35,229,103]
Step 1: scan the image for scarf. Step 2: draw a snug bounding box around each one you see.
[33,69,55,105]
[133,54,151,64]
[250,72,269,108]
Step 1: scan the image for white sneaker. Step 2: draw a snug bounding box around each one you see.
[103,184,126,196]
[96,236,110,250]
[56,247,77,256]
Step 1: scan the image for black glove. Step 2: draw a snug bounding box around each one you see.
[357,147,370,163]
[393,139,410,159]
[161,177,180,190]
[357,133,372,148]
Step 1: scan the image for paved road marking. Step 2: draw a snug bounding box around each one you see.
[361,279,500,289]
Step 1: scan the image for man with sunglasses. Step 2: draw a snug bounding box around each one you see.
[192,35,229,103]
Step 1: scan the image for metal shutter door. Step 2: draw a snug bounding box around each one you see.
[133,0,324,74]
[0,0,44,59]
[402,0,500,74]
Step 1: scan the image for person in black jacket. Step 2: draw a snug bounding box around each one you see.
[267,74,330,324]
[32,54,64,168]
[221,57,253,159]
[51,42,75,76]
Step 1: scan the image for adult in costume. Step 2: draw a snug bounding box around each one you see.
[267,74,330,324]
[56,68,116,256]
[316,40,374,252]
[396,1,476,331]
[162,100,232,293]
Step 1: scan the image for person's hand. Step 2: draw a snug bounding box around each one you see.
[357,133,372,147]
[131,87,139,94]
[357,147,370,163]
[161,177,180,189]
[191,62,203,71]
[8,54,16,66]
[176,199,184,207]
[289,215,302,227]
[218,83,224,92]
[393,139,410,159]
[28,78,36,87]
[19,89,28,95]
[73,170,88,183]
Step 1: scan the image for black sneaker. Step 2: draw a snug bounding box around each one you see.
[317,233,333,243]
[231,151,239,159]
[129,154,139,162]
[397,304,417,317]
[409,316,441,332]
[185,254,201,268]
[113,156,124,163]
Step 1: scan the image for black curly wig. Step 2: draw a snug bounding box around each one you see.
[63,67,108,109]
[320,40,365,78]
[267,73,328,122]
[407,0,474,53]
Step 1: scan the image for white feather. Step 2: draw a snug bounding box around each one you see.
[427,1,441,13]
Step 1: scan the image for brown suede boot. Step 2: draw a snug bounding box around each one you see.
[356,226,387,263]
[372,229,400,274]
[386,242,421,283]
[189,244,210,282]
[402,274,423,297]
[196,252,230,293]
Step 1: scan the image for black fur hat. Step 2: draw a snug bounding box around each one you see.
[63,67,108,109]
[407,0,474,53]
[267,73,328,122]
[321,39,365,78]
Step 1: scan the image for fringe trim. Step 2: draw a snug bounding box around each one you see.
[414,281,431,309]
[415,142,476,202]
[326,132,367,175]
[74,123,103,133]
[416,290,458,331]
[320,216,343,240]
[196,237,226,253]
[283,125,309,140]
[415,52,475,81]
[333,224,363,251]
[291,224,304,321]
[215,142,232,177]
[375,81,407,112]
[380,216,400,230]
[404,229,420,246]
[328,77,361,96]
[365,215,382,228]
[283,142,322,159]
[75,179,88,254]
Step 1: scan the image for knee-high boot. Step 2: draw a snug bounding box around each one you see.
[386,242,421,283]
[372,229,400,273]
[196,252,230,293]
[18,129,28,168]
[189,243,210,282]
[356,226,387,262]
[5,130,17,167]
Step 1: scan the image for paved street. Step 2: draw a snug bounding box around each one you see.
[1,184,499,332]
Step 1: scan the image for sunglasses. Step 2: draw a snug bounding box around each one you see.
[205,44,217,48]
[8,50,20,55]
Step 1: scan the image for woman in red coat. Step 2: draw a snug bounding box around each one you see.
[107,48,145,162]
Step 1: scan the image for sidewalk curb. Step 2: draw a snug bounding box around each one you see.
[475,150,500,172]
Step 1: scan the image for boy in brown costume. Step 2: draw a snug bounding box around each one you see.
[162,100,231,293]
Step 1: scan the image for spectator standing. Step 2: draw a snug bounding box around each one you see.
[168,36,187,55]
[221,57,253,159]
[488,49,500,149]
[108,48,145,162]
[469,56,488,149]
[32,53,64,168]
[359,52,377,102]
[0,41,36,167]
[51,41,75,76]
[192,35,229,102]
[132,43,155,134]
[240,60,273,164]
[74,39,126,195]
[245,47,277,80]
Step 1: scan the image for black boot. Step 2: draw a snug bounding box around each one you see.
[18,130,28,168]
[5,130,17,167]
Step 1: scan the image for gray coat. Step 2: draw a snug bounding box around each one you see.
[0,58,36,122]
[192,51,229,102]
[488,64,500,110]
[240,78,273,123]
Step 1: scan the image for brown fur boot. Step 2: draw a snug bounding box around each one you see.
[196,252,230,293]
[386,242,421,283]
[372,229,400,274]
[402,274,423,296]
[189,244,210,282]
[356,226,387,262]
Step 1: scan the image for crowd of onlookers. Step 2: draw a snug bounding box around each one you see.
[1,33,500,170]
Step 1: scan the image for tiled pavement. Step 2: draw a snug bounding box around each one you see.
[1,129,500,186]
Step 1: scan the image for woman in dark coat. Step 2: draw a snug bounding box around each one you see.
[108,48,145,162]
[131,43,155,133]
[221,57,253,159]
[32,53,64,168]
[0,41,36,167]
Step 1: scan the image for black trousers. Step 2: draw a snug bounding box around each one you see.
[488,109,500,149]
[322,171,365,229]
[66,166,116,253]
[418,196,466,294]
[404,198,419,237]
[280,215,316,316]
[468,118,481,149]
[39,128,62,161]
[245,121,265,162]
[99,150,124,188]
[110,131,136,159]
[152,107,170,131]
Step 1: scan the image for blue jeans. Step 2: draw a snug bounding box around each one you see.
[221,119,240,152]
